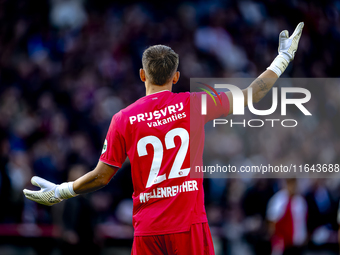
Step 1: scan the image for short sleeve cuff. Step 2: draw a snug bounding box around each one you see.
[99,158,122,168]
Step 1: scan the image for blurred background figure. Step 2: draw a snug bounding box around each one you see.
[338,201,340,252]
[50,0,88,30]
[266,179,307,255]
[0,137,12,222]
[306,179,338,250]
[242,179,274,255]
[57,164,99,255]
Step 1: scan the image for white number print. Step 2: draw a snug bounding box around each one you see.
[137,128,190,188]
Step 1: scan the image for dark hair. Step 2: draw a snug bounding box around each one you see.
[142,45,179,85]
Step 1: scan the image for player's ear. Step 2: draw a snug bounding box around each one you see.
[140,69,146,82]
[173,71,180,84]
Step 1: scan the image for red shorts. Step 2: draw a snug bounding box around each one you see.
[131,222,215,255]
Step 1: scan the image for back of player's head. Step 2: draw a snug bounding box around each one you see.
[142,45,179,86]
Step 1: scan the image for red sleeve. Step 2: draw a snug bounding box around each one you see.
[99,114,127,168]
[190,92,230,124]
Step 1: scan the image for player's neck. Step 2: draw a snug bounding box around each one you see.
[145,83,172,96]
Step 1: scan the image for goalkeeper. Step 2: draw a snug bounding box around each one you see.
[23,22,304,255]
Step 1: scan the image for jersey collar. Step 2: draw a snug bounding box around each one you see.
[144,90,171,97]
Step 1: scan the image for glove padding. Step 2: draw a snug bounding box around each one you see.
[268,22,304,76]
[23,176,77,206]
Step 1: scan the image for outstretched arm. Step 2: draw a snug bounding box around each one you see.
[226,22,304,114]
[73,161,118,194]
[23,161,118,206]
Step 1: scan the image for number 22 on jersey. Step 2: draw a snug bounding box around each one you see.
[137,128,190,188]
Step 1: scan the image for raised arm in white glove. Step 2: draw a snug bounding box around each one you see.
[23,176,78,206]
[226,22,305,114]
[267,22,304,77]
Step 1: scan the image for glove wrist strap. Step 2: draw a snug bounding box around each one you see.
[55,182,78,200]
[267,55,290,77]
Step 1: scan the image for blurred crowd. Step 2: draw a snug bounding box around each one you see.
[1,0,340,254]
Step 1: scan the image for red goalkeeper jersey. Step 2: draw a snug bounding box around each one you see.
[100,90,229,236]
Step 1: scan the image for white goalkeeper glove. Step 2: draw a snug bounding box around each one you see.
[267,22,304,77]
[23,176,78,206]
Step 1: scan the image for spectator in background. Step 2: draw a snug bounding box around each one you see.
[59,164,99,255]
[50,0,87,30]
[7,150,32,222]
[242,179,274,255]
[306,179,338,248]
[267,179,307,255]
[338,201,340,252]
[0,137,12,222]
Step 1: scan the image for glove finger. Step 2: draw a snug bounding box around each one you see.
[291,22,304,38]
[23,189,54,206]
[23,189,40,202]
[31,176,55,189]
[279,30,289,39]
